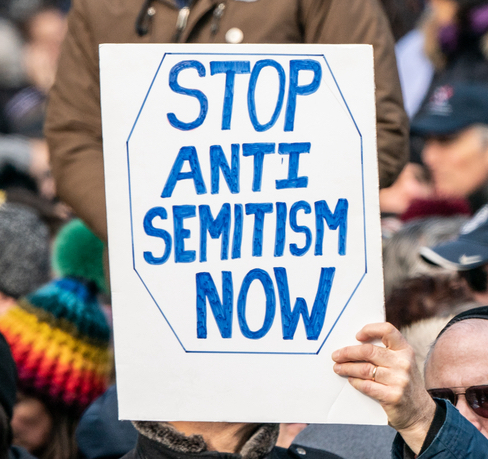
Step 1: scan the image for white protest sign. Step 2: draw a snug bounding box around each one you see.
[100,44,386,423]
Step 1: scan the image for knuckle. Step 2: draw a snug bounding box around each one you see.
[390,324,399,335]
[363,343,376,360]
[397,376,410,392]
[398,358,409,372]
[389,387,403,404]
[361,379,372,393]
[359,364,372,379]
[398,357,413,375]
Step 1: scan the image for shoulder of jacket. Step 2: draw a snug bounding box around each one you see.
[271,445,345,459]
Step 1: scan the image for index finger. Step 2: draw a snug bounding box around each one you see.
[356,322,408,351]
[332,342,389,366]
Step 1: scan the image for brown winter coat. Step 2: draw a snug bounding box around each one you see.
[45,0,408,242]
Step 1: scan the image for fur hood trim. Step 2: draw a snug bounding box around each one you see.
[131,422,279,459]
[240,424,279,459]
[132,422,207,454]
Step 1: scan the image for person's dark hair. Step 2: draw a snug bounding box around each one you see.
[5,186,68,237]
[0,404,12,459]
[34,404,79,459]
[380,0,426,41]
[385,274,475,329]
[459,265,488,292]
[0,164,38,194]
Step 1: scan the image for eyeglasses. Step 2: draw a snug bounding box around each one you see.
[427,385,488,418]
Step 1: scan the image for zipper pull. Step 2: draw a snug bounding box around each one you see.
[136,0,156,36]
[174,6,190,41]
[211,3,226,35]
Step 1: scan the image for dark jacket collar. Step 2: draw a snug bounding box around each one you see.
[131,434,246,459]
[130,422,279,459]
[124,434,347,459]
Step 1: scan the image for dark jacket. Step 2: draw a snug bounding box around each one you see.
[392,400,488,459]
[45,0,408,241]
[76,387,344,459]
[293,423,396,459]
[121,434,345,459]
[8,446,37,459]
[76,385,138,459]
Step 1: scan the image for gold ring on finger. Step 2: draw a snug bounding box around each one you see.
[371,365,378,382]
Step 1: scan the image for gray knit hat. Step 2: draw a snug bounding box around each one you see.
[0,198,50,298]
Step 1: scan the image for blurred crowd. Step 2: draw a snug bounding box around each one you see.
[2,0,488,458]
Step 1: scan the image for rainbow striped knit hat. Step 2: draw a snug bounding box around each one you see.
[0,277,111,414]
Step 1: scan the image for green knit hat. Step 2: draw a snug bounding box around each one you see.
[52,219,107,293]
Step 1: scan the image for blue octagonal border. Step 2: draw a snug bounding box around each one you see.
[126,52,368,355]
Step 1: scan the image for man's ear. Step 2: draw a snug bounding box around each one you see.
[0,292,16,316]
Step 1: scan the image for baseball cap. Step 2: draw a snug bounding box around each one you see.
[420,204,488,270]
[411,83,488,136]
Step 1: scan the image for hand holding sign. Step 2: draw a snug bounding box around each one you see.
[332,323,437,453]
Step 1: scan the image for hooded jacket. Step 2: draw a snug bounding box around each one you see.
[45,0,408,242]
[75,386,344,459]
[122,422,345,459]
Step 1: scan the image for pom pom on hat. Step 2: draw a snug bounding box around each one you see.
[0,277,111,415]
[52,219,107,294]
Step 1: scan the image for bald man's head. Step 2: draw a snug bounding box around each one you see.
[425,319,488,437]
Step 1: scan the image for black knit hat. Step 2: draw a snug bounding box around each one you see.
[437,305,488,338]
[0,331,17,419]
[0,197,51,298]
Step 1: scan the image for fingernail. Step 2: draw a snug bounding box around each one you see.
[333,364,341,373]
[331,350,339,359]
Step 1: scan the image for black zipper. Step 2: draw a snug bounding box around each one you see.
[136,0,156,36]
[210,2,226,36]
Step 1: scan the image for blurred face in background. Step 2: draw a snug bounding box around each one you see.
[429,0,458,25]
[23,8,67,92]
[10,394,53,455]
[422,126,488,198]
